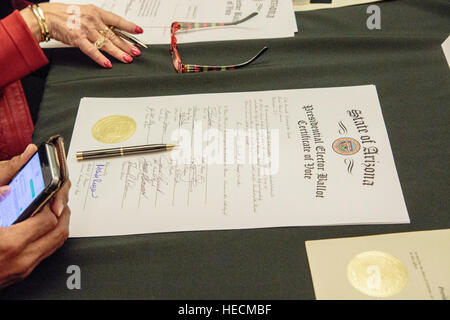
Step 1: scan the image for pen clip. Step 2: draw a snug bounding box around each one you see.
[111,27,148,49]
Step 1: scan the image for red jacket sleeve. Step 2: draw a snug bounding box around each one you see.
[0,10,49,90]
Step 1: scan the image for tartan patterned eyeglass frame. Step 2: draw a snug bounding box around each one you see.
[170,12,268,73]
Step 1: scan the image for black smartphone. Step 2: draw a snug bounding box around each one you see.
[0,142,62,227]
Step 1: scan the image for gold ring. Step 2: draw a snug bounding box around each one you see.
[99,26,115,40]
[95,35,106,49]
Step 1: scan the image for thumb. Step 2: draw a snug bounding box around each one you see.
[0,185,11,201]
[0,144,37,186]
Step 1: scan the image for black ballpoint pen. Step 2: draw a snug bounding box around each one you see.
[76,144,176,161]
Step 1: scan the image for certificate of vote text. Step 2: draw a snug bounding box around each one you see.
[67,85,409,237]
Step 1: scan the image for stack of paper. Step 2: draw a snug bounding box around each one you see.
[46,0,297,47]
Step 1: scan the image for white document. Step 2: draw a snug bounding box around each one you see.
[442,36,450,68]
[305,229,450,300]
[45,0,297,47]
[293,0,384,12]
[67,85,409,237]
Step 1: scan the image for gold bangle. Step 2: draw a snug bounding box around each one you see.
[35,5,50,41]
[30,5,44,40]
[30,4,50,42]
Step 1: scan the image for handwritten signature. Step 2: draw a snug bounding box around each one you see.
[121,155,208,204]
[90,164,105,198]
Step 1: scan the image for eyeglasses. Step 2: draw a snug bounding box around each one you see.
[170,12,269,73]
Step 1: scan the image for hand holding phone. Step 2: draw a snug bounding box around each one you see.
[0,136,69,227]
[0,143,71,288]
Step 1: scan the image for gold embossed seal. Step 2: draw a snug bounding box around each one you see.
[347,251,408,298]
[91,115,137,144]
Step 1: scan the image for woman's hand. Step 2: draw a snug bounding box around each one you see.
[0,205,71,288]
[0,144,71,288]
[0,144,70,218]
[20,3,144,68]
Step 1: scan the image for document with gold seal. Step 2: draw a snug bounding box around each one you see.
[66,85,409,237]
[305,229,450,299]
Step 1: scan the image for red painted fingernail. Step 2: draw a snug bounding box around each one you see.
[135,26,144,34]
[104,60,112,68]
[123,54,133,63]
[131,47,141,56]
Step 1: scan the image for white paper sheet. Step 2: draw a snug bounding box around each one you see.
[442,35,450,68]
[293,0,384,12]
[44,0,297,48]
[66,85,409,237]
[306,229,450,300]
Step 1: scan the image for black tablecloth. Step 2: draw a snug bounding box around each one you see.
[1,0,449,299]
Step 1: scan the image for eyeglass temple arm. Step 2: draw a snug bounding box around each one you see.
[231,45,268,67]
[224,12,259,26]
[176,12,259,31]
[183,46,268,71]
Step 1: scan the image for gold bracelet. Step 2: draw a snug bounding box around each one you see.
[30,4,50,42]
[35,5,50,40]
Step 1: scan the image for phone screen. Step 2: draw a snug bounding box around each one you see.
[0,152,46,227]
